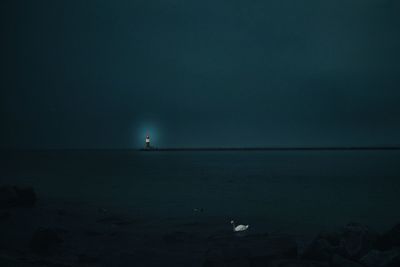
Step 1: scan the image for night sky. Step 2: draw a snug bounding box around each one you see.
[1,0,400,149]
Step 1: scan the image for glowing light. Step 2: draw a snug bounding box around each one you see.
[132,122,161,148]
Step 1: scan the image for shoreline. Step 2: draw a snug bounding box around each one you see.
[2,146,400,153]
[139,146,400,152]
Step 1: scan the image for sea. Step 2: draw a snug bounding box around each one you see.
[2,149,400,235]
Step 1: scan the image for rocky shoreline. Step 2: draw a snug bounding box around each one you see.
[1,185,399,266]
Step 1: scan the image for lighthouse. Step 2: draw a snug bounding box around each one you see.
[145,135,151,149]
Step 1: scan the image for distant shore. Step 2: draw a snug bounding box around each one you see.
[2,146,400,153]
[139,146,400,152]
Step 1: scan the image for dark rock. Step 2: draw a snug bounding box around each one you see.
[0,256,31,267]
[302,223,377,261]
[339,223,378,260]
[360,248,400,267]
[31,259,71,267]
[0,210,11,221]
[203,255,250,267]
[260,235,298,259]
[56,209,66,216]
[319,230,341,247]
[107,251,163,267]
[376,223,400,250]
[98,207,108,213]
[85,230,103,237]
[0,186,18,208]
[30,228,63,255]
[77,254,98,264]
[0,185,36,208]
[302,238,336,261]
[331,254,364,267]
[268,259,329,267]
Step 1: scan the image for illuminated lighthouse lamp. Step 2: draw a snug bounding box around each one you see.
[145,135,151,149]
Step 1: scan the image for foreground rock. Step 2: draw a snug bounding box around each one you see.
[339,223,378,259]
[0,210,10,221]
[302,223,378,261]
[0,256,32,267]
[0,185,37,208]
[269,259,330,267]
[375,223,400,251]
[331,254,364,267]
[302,237,336,261]
[360,248,400,267]
[30,228,64,255]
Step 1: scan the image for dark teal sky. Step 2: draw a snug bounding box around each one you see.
[1,0,400,148]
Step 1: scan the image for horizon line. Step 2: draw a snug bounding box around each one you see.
[138,146,400,151]
[2,146,400,152]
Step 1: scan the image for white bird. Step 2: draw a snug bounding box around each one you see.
[230,220,249,232]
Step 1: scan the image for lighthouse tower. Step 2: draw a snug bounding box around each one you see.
[145,135,151,149]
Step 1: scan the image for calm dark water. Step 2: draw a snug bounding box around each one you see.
[2,150,400,234]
